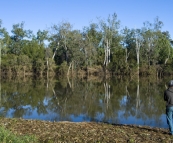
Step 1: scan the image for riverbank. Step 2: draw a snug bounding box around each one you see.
[0,117,172,143]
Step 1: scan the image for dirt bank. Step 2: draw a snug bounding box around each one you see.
[0,118,172,143]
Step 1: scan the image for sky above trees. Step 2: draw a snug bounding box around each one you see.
[0,0,173,39]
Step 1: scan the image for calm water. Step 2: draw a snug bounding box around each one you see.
[0,76,171,128]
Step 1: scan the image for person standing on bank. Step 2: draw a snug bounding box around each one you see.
[164,80,173,135]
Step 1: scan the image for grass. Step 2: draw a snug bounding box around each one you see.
[0,126,38,143]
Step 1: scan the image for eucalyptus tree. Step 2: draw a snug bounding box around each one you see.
[121,28,137,65]
[50,21,85,75]
[156,31,173,65]
[98,13,120,67]
[0,20,13,73]
[50,21,73,63]
[17,54,31,75]
[52,42,59,60]
[0,21,36,74]
[49,36,62,75]
[141,17,164,68]
[135,29,143,74]
[66,29,85,75]
[121,27,131,64]
[49,27,60,62]
[45,46,54,71]
[21,39,45,74]
[36,29,48,46]
[36,29,54,75]
[0,30,10,55]
[119,27,138,75]
[82,23,101,67]
[141,29,154,68]
[0,20,11,55]
[10,22,32,55]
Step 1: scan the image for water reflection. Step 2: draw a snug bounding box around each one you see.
[0,76,169,128]
[104,82,110,109]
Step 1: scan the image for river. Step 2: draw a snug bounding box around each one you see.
[0,76,171,129]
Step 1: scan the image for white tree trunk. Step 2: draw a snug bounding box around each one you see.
[52,48,57,60]
[67,62,72,76]
[135,80,140,115]
[136,38,140,74]
[104,39,111,67]
[67,75,71,88]
[47,58,49,78]
[104,82,110,109]
[165,45,170,65]
[52,42,59,60]
[125,48,130,63]
[104,47,107,65]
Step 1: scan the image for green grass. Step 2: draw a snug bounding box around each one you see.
[0,127,38,143]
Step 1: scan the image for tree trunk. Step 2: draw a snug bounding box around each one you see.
[136,37,140,75]
[52,48,57,60]
[104,82,110,109]
[135,78,140,116]
[47,58,49,78]
[104,39,111,67]
[164,45,170,65]
[67,62,72,76]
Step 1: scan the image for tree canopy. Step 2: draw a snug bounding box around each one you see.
[0,14,172,77]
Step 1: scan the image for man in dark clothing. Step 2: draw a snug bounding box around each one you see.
[164,80,173,135]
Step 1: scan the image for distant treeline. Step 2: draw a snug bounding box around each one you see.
[0,13,173,77]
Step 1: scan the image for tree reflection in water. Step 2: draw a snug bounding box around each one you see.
[104,82,110,109]
[0,76,170,128]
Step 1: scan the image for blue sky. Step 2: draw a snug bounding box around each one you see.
[0,0,173,39]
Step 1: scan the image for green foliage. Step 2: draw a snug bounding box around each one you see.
[163,64,173,75]
[17,55,31,66]
[1,54,18,74]
[22,41,45,61]
[96,47,104,65]
[46,58,56,73]
[1,54,32,74]
[0,24,11,54]
[82,23,101,67]
[3,54,18,66]
[0,127,38,143]
[1,16,173,76]
[156,33,173,64]
[36,29,48,45]
[58,61,68,75]
[9,22,33,55]
[33,59,45,74]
